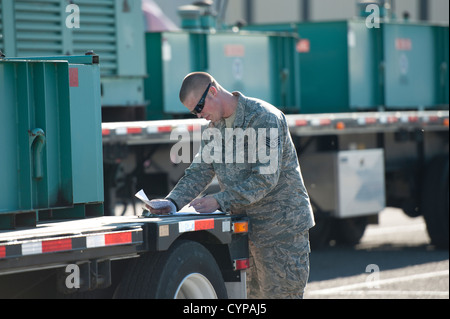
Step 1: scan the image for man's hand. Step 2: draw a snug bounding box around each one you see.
[145,199,176,215]
[189,196,220,214]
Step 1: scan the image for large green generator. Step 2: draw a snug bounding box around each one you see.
[247,20,449,113]
[208,32,300,113]
[0,54,103,229]
[0,0,146,113]
[145,30,300,118]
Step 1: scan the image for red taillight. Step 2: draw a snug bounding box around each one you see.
[234,258,250,270]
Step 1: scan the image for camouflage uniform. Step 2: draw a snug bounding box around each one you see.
[167,92,315,299]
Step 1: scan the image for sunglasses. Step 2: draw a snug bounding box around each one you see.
[191,83,212,115]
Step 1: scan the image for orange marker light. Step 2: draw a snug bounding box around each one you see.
[336,121,345,130]
[233,221,248,233]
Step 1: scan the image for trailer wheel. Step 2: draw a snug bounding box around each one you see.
[309,212,332,249]
[422,155,449,249]
[115,240,228,299]
[332,216,368,246]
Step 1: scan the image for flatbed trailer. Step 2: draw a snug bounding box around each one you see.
[0,213,249,298]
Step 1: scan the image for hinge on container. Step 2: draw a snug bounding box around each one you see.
[85,50,100,64]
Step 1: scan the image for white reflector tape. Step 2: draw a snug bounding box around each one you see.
[222,221,231,232]
[179,221,195,233]
[146,126,158,134]
[86,234,105,248]
[115,127,128,135]
[22,242,43,256]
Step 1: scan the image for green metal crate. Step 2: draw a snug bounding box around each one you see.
[0,55,103,229]
[247,20,449,113]
[208,32,300,113]
[145,30,300,117]
[382,22,438,109]
[0,0,146,110]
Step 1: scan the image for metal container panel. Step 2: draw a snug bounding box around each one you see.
[0,56,103,226]
[68,62,104,204]
[296,21,352,113]
[0,0,146,111]
[207,33,272,105]
[145,32,195,116]
[348,21,381,110]
[382,23,437,109]
[301,149,385,218]
[0,60,73,213]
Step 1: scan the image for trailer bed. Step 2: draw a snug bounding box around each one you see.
[0,213,245,275]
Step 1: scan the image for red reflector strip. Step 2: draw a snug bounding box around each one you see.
[319,119,331,126]
[188,124,201,132]
[234,258,250,271]
[295,119,308,126]
[409,116,419,123]
[105,232,132,246]
[102,129,110,136]
[365,117,377,124]
[127,127,142,134]
[158,126,172,133]
[387,116,398,123]
[0,246,5,259]
[195,219,214,231]
[42,238,72,253]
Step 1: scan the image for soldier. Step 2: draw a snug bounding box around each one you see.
[147,72,315,299]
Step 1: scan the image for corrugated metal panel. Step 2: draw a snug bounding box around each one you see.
[73,0,117,75]
[14,0,64,56]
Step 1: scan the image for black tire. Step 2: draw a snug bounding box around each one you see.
[422,155,449,249]
[331,216,368,246]
[309,213,332,249]
[115,240,228,299]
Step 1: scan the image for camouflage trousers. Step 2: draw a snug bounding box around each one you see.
[247,230,310,299]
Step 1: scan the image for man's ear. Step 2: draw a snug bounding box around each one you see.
[209,85,217,97]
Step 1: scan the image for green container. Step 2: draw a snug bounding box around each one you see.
[0,0,146,111]
[144,30,300,117]
[0,55,103,229]
[247,20,449,113]
[437,25,449,105]
[208,32,300,112]
[381,22,441,109]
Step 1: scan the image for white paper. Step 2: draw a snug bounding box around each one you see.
[135,189,153,207]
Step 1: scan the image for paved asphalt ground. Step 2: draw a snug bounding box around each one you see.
[304,208,449,299]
